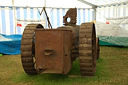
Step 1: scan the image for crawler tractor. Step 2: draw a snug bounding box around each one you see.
[21,8,100,76]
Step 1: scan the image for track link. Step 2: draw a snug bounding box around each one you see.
[96,37,100,60]
[79,22,96,76]
[21,24,44,75]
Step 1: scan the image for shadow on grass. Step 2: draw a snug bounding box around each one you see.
[101,45,128,50]
[15,73,99,85]
[13,57,112,85]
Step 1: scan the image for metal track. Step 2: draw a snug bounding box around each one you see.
[21,24,44,75]
[79,22,96,76]
[96,37,100,60]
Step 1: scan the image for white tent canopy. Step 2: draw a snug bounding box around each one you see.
[0,0,128,9]
[0,0,91,8]
[78,0,128,6]
[0,0,128,35]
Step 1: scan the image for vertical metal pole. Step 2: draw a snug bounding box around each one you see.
[12,0,17,34]
[0,7,1,34]
[44,0,47,28]
[44,0,46,7]
[93,8,96,20]
[12,0,14,5]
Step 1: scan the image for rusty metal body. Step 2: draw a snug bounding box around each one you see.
[35,29,72,74]
[21,8,99,76]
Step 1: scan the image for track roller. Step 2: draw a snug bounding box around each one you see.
[21,24,44,75]
[79,22,96,76]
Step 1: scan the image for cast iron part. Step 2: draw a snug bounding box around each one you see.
[21,8,99,76]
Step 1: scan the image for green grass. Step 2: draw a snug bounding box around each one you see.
[0,46,128,85]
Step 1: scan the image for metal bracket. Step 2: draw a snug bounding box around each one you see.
[63,8,77,26]
[38,7,52,29]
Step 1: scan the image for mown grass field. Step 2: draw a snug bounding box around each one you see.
[0,46,128,85]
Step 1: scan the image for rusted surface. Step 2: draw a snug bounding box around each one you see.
[63,8,77,25]
[21,24,44,75]
[57,26,80,61]
[35,29,72,74]
[21,8,98,76]
[43,7,52,29]
[96,37,100,60]
[79,22,96,76]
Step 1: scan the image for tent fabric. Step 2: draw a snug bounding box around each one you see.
[0,34,22,55]
[1,21,128,55]
[99,36,128,46]
[0,6,93,35]
[96,3,128,30]
[95,21,128,46]
[82,0,128,6]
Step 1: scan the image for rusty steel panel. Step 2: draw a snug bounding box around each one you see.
[63,8,77,25]
[35,29,72,74]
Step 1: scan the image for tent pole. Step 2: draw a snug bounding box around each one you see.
[93,8,96,20]
[77,0,97,8]
[44,0,47,28]
[77,0,97,21]
[12,0,17,34]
